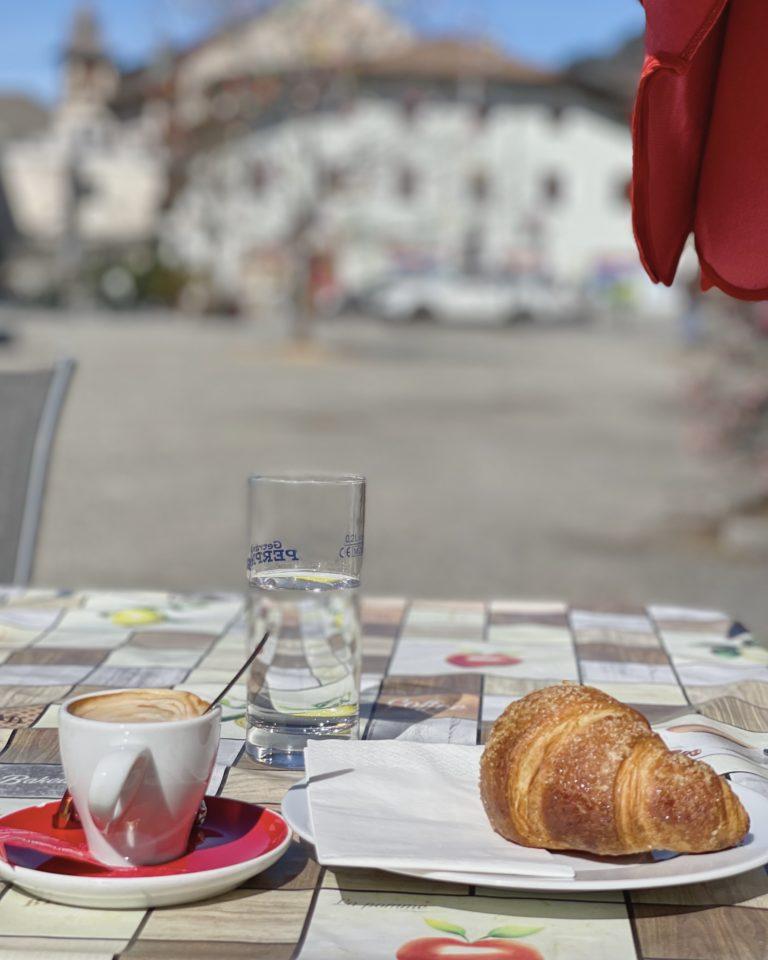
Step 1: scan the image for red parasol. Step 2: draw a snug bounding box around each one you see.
[632,0,768,300]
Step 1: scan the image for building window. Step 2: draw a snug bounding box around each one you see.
[469,170,491,204]
[542,173,562,204]
[550,103,565,125]
[319,164,345,195]
[401,89,422,122]
[475,100,492,126]
[252,161,269,195]
[397,165,419,199]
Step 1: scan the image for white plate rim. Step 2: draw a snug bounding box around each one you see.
[281,779,768,892]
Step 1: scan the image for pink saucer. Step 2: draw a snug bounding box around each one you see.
[0,797,291,908]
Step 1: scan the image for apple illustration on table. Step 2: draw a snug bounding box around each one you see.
[397,919,543,960]
[446,652,521,669]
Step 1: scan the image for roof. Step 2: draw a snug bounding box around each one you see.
[566,34,643,108]
[360,38,552,84]
[0,95,49,140]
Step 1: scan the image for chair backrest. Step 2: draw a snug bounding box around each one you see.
[0,358,75,585]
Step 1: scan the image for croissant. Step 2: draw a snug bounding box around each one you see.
[480,682,749,856]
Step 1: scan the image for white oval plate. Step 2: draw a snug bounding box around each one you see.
[282,780,768,891]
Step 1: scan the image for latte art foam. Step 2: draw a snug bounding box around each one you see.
[68,688,210,723]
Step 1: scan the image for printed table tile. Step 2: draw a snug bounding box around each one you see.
[361,623,399,638]
[648,604,729,623]
[86,666,189,688]
[478,885,625,903]
[0,685,72,707]
[388,638,578,680]
[490,600,568,615]
[580,660,677,685]
[0,607,63,647]
[0,797,41,817]
[39,631,129,650]
[296,890,636,960]
[361,636,396,657]
[632,867,768,908]
[129,631,217,650]
[697,696,768,732]
[221,763,303,804]
[630,703,693,724]
[0,589,760,960]
[194,651,248,673]
[82,590,174,611]
[322,867,469,896]
[570,627,661,648]
[123,942,293,959]
[1,728,60,763]
[482,694,516,723]
[360,596,408,621]
[5,647,107,666]
[139,888,313,943]
[575,642,669,664]
[484,677,562,697]
[0,762,66,798]
[31,703,62,728]
[687,680,768,707]
[103,646,202,669]
[661,630,768,666]
[632,902,768,960]
[0,665,93,687]
[487,624,572,645]
[570,610,654,632]
[678,662,768,687]
[0,704,45,728]
[367,680,479,743]
[0,936,128,957]
[39,609,131,637]
[244,839,321,891]
[0,887,143,938]
[586,681,688,706]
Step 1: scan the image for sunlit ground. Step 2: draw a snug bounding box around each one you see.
[2,307,766,639]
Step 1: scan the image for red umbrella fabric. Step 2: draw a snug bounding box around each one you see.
[632,0,768,300]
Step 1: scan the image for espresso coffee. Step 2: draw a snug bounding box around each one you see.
[68,688,210,723]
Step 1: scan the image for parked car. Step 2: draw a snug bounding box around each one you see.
[366,270,587,326]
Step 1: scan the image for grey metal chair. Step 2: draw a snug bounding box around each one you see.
[0,358,75,585]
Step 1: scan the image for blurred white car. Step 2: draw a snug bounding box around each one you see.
[366,271,586,326]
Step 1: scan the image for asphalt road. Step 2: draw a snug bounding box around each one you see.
[2,308,766,638]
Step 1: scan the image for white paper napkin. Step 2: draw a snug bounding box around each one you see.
[304,740,576,879]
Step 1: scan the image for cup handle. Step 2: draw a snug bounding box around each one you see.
[88,746,150,829]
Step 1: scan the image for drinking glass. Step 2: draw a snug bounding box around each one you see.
[246,474,365,767]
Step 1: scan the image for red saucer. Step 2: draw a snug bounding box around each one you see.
[0,796,289,878]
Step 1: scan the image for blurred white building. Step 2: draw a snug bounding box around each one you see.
[153,6,641,314]
[164,54,637,312]
[0,0,656,314]
[0,6,165,299]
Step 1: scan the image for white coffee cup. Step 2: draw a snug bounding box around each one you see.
[59,689,221,867]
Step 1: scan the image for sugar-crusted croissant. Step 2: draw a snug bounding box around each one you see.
[480,682,749,856]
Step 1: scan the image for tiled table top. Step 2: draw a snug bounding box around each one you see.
[0,588,766,960]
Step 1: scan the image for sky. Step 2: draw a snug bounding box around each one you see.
[0,0,646,104]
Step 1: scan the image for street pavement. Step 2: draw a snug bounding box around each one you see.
[2,308,766,639]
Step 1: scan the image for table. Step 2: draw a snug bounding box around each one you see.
[0,589,766,960]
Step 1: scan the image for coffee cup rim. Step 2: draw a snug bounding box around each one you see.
[61,688,221,730]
